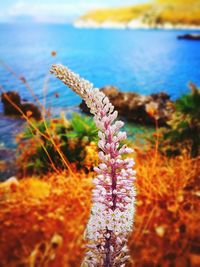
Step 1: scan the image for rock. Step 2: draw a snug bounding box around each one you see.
[155,225,165,237]
[3,176,18,185]
[101,85,119,97]
[79,99,90,114]
[1,91,21,116]
[22,103,41,120]
[80,86,173,126]
[1,91,41,120]
[178,33,200,40]
[0,176,19,192]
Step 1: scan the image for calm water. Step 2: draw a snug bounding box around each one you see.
[0,24,200,104]
[0,23,200,148]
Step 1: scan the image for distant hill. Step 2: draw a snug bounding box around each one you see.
[81,4,151,23]
[155,0,200,25]
[75,0,200,29]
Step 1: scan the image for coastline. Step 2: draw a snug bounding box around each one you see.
[74,19,200,30]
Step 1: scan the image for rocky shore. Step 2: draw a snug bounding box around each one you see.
[74,19,200,30]
[1,91,41,120]
[177,33,200,40]
[80,86,174,126]
[74,0,200,30]
[2,89,174,126]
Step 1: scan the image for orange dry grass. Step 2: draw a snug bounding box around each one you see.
[0,151,200,267]
[0,173,92,267]
[130,150,200,266]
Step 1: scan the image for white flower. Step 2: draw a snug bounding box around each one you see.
[50,64,136,266]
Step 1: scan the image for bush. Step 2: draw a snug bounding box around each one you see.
[159,83,200,157]
[17,113,98,175]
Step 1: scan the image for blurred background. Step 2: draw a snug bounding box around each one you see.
[0,0,200,266]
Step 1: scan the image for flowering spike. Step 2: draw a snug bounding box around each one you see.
[50,64,136,267]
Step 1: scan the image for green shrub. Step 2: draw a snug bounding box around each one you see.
[17,113,98,175]
[159,83,200,157]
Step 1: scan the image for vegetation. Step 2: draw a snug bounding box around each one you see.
[0,83,199,265]
[0,61,200,266]
[17,113,98,175]
[80,0,200,26]
[0,149,199,266]
[159,84,200,157]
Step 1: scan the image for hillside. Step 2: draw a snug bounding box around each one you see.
[155,0,200,25]
[74,0,200,29]
[81,4,151,23]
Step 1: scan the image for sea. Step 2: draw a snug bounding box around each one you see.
[0,23,200,150]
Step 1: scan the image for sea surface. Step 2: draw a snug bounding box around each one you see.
[0,23,200,149]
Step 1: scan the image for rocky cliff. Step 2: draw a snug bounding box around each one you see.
[74,0,200,29]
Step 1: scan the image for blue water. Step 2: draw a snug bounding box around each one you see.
[0,23,200,150]
[0,24,200,108]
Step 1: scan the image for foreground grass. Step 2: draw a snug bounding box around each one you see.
[0,172,92,267]
[0,150,199,267]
